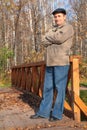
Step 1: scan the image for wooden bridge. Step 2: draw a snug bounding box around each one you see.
[11,56,87,122]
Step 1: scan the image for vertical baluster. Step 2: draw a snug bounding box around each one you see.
[26,67,32,92]
[17,68,22,90]
[31,66,39,94]
[11,68,15,87]
[21,68,26,90]
[39,65,45,97]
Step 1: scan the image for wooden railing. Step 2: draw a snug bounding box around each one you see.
[11,61,45,96]
[11,56,87,122]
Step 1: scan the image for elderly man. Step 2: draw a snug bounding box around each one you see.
[30,8,74,121]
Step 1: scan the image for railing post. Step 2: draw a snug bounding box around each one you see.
[11,68,14,87]
[39,65,45,97]
[71,57,80,122]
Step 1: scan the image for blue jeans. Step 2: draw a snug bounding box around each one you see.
[37,65,69,120]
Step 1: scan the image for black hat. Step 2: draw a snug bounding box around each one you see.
[52,8,66,15]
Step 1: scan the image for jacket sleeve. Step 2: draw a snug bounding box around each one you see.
[41,35,52,47]
[45,25,74,44]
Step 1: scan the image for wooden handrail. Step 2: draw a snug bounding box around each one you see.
[12,61,45,69]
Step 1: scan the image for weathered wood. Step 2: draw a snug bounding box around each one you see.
[74,92,87,116]
[39,65,45,97]
[66,64,72,106]
[13,69,17,87]
[17,68,22,89]
[26,68,32,91]
[12,61,45,69]
[21,68,26,90]
[71,58,80,122]
[69,55,81,62]
[11,68,14,86]
[32,67,39,94]
[64,100,72,111]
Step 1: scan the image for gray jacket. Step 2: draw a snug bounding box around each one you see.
[42,22,74,66]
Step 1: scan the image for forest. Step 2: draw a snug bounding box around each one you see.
[0,0,87,85]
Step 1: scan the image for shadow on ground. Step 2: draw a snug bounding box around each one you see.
[18,90,74,120]
[18,91,41,113]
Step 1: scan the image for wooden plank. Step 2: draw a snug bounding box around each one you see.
[20,68,26,90]
[26,68,32,91]
[11,68,14,86]
[14,69,17,87]
[69,55,81,62]
[12,61,45,69]
[64,100,72,111]
[32,67,39,94]
[74,92,87,116]
[17,68,22,89]
[71,58,80,121]
[39,65,45,97]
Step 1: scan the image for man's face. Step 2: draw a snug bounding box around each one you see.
[54,13,66,26]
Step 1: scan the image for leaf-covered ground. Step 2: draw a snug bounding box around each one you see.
[0,88,87,130]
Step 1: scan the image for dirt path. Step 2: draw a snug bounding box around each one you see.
[0,87,87,130]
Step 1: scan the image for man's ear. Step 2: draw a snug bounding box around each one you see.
[64,15,66,20]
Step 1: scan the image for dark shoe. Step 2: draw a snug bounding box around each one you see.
[30,114,43,119]
[49,116,59,122]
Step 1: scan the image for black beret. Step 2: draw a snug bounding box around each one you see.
[52,8,66,15]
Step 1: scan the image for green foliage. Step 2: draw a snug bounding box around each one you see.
[0,46,14,72]
[0,75,11,88]
[79,58,87,85]
[80,90,87,105]
[80,90,87,121]
[80,82,87,88]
